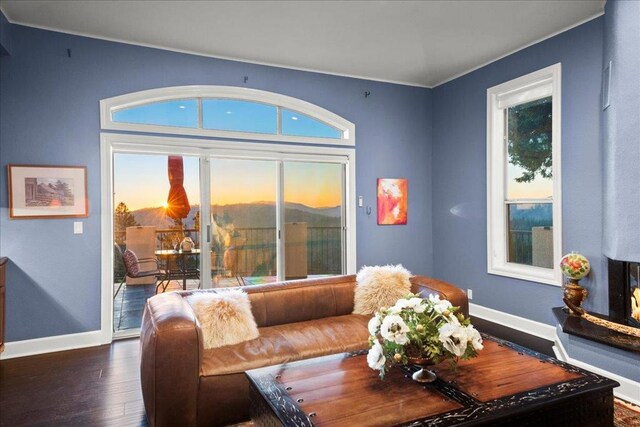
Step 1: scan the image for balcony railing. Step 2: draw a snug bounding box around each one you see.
[114,226,342,279]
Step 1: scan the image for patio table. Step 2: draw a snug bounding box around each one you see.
[155,249,201,291]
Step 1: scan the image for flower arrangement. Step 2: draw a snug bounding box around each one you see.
[367,294,483,379]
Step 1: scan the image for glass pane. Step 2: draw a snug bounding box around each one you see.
[210,159,277,286]
[281,109,342,139]
[284,162,343,278]
[112,100,198,128]
[506,96,553,200]
[202,99,277,134]
[113,153,200,334]
[507,203,553,268]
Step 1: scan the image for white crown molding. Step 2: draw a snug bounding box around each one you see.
[469,302,557,341]
[0,6,603,89]
[553,336,640,406]
[432,11,604,88]
[0,7,429,89]
[0,330,109,360]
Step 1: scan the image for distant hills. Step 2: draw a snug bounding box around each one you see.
[131,202,341,230]
[508,203,553,231]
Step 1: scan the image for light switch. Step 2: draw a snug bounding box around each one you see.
[358,196,363,207]
[74,221,83,234]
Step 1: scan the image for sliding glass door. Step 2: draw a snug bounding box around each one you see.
[112,153,200,335]
[209,159,278,286]
[283,161,344,279]
[110,146,349,337]
[202,157,346,288]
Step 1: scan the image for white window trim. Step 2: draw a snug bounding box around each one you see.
[100,85,355,146]
[486,63,562,286]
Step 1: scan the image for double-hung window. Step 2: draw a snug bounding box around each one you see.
[487,64,562,285]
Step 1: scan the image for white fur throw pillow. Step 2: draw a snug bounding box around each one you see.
[353,264,412,315]
[186,289,259,349]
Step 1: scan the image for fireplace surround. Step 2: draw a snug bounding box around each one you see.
[608,258,640,328]
[553,258,640,354]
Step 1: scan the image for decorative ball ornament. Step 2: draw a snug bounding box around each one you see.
[560,252,590,315]
[560,252,591,280]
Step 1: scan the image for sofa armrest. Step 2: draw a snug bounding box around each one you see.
[140,292,201,427]
[410,275,469,317]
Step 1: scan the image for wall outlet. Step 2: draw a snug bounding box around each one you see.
[467,289,473,300]
[74,221,83,234]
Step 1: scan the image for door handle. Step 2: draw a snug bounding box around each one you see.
[206,225,211,243]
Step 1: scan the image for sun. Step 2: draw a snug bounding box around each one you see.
[161,201,169,209]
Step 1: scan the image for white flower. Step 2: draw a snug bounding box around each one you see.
[380,314,410,345]
[447,313,461,326]
[387,305,402,315]
[368,315,381,336]
[438,322,468,357]
[367,340,386,370]
[391,297,426,314]
[466,325,484,351]
[391,298,413,311]
[428,294,453,314]
[409,297,427,313]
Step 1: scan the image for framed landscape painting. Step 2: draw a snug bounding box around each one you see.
[377,178,408,225]
[8,165,88,219]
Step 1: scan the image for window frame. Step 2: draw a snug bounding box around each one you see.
[100,86,355,146]
[486,63,562,286]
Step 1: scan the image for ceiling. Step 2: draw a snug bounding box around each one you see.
[0,0,605,87]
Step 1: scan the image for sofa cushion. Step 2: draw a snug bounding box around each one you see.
[353,264,412,315]
[186,289,259,349]
[200,314,370,376]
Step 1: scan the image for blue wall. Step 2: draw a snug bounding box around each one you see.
[1,7,637,382]
[0,23,433,341]
[432,18,606,323]
[432,16,640,380]
[602,0,640,263]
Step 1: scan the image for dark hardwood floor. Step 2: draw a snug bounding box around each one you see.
[471,316,555,356]
[0,339,147,427]
[0,318,553,427]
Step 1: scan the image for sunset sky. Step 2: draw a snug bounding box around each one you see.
[507,163,553,200]
[114,154,342,211]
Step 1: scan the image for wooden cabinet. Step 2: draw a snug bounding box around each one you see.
[0,257,6,353]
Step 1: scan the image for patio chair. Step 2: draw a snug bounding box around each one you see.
[113,243,168,299]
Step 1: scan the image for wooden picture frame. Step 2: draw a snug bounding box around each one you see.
[7,164,89,219]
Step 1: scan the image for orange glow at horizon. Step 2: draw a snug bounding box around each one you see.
[114,154,342,212]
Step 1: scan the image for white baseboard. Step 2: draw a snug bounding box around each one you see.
[469,302,556,341]
[553,337,640,406]
[1,330,110,360]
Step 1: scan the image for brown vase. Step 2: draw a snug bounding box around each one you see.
[406,357,437,383]
[563,279,588,315]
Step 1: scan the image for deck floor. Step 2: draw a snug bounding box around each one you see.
[113,276,276,333]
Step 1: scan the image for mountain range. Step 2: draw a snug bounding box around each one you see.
[131,202,341,230]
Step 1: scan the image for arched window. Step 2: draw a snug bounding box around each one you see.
[100,86,354,146]
[100,86,356,339]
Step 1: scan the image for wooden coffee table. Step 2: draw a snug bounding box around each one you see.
[246,335,618,426]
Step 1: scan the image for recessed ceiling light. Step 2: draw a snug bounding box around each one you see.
[178,105,186,109]
[291,116,298,120]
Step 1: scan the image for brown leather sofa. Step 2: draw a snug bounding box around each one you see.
[140,274,468,427]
